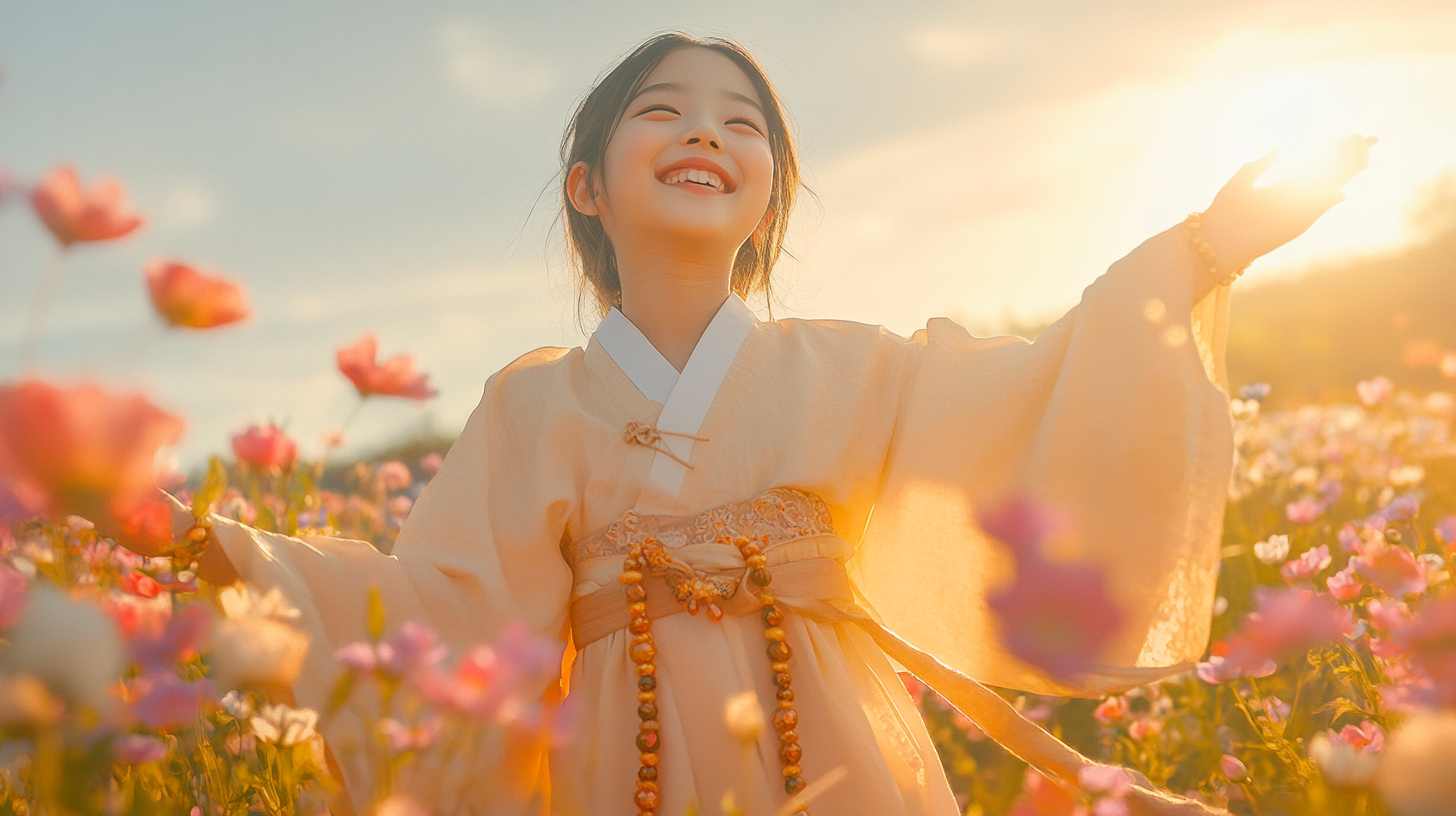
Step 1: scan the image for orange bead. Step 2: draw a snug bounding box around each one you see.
[632,632,652,645]
[779,729,798,744]
[771,662,790,674]
[618,571,643,584]
[780,742,802,764]
[764,627,786,642]
[633,789,660,810]
[640,752,660,767]
[773,708,798,731]
[629,617,652,635]
[636,662,656,677]
[782,764,801,778]
[625,583,647,602]
[628,602,648,618]
[636,779,659,793]
[630,641,657,664]
[767,641,792,662]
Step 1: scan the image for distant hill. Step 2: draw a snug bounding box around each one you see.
[1227,220,1456,405]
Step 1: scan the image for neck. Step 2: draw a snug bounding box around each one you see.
[616,244,735,372]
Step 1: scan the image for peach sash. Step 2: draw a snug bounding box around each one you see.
[564,486,1196,787]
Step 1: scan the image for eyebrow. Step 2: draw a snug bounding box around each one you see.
[628,82,765,116]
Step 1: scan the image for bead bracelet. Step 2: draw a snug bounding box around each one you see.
[170,515,214,568]
[619,534,809,816]
[1183,212,1246,287]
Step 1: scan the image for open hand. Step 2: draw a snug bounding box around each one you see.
[1198,134,1377,272]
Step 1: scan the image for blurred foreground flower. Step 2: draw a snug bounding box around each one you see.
[724,689,765,745]
[251,702,318,746]
[0,585,124,711]
[0,379,184,531]
[337,334,438,401]
[1377,711,1456,816]
[146,259,251,330]
[981,494,1123,679]
[210,585,309,690]
[29,165,144,246]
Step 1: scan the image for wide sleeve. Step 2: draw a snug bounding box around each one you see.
[210,367,575,806]
[849,223,1234,697]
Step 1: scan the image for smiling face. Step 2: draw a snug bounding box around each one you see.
[567,46,776,265]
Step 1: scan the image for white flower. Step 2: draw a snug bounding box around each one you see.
[723,690,764,746]
[209,617,309,690]
[219,690,255,720]
[1417,554,1449,585]
[218,585,300,622]
[0,586,123,711]
[250,703,318,746]
[1254,535,1291,565]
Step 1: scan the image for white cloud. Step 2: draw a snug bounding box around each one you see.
[907,26,995,70]
[439,21,556,104]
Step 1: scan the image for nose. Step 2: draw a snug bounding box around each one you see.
[682,117,723,151]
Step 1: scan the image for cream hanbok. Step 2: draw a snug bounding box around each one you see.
[212,223,1234,815]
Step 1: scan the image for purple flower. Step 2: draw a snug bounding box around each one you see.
[975,493,1063,556]
[130,676,214,730]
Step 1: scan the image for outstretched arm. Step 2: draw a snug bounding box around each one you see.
[1188,134,1377,304]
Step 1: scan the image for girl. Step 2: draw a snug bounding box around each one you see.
[172,32,1373,816]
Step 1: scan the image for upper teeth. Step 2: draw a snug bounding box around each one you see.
[663,168,726,191]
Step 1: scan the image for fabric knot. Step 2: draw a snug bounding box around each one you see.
[622,421,709,469]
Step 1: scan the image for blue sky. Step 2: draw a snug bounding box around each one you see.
[1,1,1453,466]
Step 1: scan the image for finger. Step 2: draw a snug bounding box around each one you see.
[1229,149,1279,190]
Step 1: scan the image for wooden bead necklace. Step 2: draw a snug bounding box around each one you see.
[618,533,809,816]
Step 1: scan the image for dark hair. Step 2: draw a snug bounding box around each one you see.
[559,32,804,321]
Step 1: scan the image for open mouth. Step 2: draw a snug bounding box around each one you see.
[659,167,729,192]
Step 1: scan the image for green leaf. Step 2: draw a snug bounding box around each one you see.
[367,585,386,642]
[192,456,229,519]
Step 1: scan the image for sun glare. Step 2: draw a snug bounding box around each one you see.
[1144,55,1456,270]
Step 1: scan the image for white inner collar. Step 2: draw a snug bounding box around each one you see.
[594,293,754,405]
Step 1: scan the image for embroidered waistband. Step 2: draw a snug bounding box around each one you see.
[562,486,835,567]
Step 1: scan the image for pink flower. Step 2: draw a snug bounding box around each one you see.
[1285,499,1325,524]
[1220,754,1248,781]
[1128,716,1162,740]
[130,676,214,729]
[1331,720,1384,754]
[128,603,212,672]
[1078,764,1133,796]
[1196,635,1277,685]
[145,260,250,330]
[113,734,168,764]
[336,335,438,401]
[1356,376,1395,407]
[1366,598,1412,633]
[376,461,412,493]
[1241,587,1350,663]
[1281,545,1332,582]
[988,549,1124,680]
[1352,540,1426,598]
[976,493,1064,556]
[379,716,440,752]
[420,453,444,475]
[1435,516,1456,548]
[418,621,560,722]
[231,424,297,471]
[1093,695,1129,725]
[1327,565,1365,600]
[1262,696,1291,724]
[1395,597,1456,705]
[29,166,144,246]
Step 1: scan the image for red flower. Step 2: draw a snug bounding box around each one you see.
[146,260,250,330]
[29,166,144,246]
[121,572,162,600]
[231,424,298,471]
[0,380,184,530]
[336,334,438,401]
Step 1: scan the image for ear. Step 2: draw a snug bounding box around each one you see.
[567,161,601,217]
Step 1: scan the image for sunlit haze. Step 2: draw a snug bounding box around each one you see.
[1,1,1452,465]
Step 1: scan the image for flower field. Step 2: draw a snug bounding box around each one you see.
[2,166,1455,816]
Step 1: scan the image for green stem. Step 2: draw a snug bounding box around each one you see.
[19,249,67,373]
